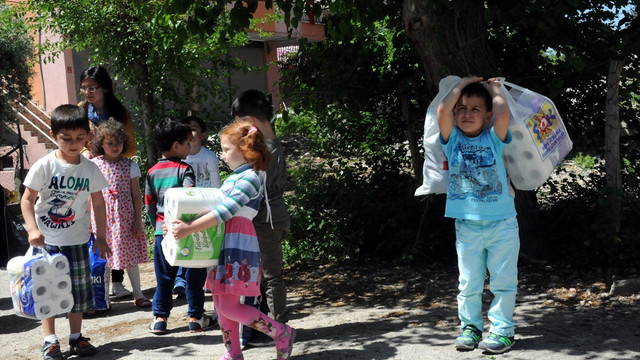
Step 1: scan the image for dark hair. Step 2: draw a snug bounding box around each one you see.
[50,105,90,135]
[79,66,127,123]
[219,120,271,171]
[460,82,493,111]
[231,89,273,123]
[154,117,192,152]
[183,116,206,133]
[91,118,129,156]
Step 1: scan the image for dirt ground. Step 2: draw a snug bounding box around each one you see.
[1,259,639,360]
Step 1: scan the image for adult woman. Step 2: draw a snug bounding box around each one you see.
[79,65,136,158]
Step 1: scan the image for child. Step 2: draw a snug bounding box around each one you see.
[145,117,213,334]
[231,90,291,347]
[90,118,150,308]
[173,116,222,297]
[437,76,519,354]
[167,120,295,360]
[20,104,111,359]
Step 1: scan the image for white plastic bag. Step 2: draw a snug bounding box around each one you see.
[500,81,573,190]
[414,75,461,196]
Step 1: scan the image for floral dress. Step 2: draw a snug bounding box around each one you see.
[91,156,147,269]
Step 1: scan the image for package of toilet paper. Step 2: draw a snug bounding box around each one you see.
[162,188,226,268]
[500,81,573,190]
[7,248,74,319]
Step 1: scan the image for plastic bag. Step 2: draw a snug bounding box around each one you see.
[414,75,461,196]
[7,247,74,319]
[500,81,573,190]
[88,234,111,311]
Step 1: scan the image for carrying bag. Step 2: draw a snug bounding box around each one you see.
[88,234,111,311]
[7,247,74,319]
[414,75,461,196]
[415,76,573,195]
[499,81,573,190]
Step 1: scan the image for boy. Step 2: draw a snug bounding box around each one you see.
[21,104,111,359]
[172,116,222,297]
[145,117,214,335]
[231,90,291,347]
[437,76,519,354]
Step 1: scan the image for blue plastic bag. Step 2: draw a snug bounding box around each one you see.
[89,235,111,311]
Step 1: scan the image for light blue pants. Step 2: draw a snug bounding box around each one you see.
[455,217,520,337]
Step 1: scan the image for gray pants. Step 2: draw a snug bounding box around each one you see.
[254,223,289,323]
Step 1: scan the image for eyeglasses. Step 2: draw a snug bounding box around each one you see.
[79,86,101,93]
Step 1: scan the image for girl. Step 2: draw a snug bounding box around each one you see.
[91,119,150,308]
[167,120,295,360]
[80,65,137,297]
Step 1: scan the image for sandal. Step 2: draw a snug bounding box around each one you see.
[275,325,296,360]
[218,353,244,360]
[134,298,152,308]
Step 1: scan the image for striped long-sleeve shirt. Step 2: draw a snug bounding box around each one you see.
[145,157,195,235]
[211,163,263,224]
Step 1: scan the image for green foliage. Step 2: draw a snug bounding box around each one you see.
[281,111,424,263]
[0,4,33,142]
[19,0,251,161]
[573,152,597,169]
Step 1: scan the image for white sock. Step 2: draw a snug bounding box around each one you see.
[69,332,81,341]
[44,334,58,343]
[127,265,144,299]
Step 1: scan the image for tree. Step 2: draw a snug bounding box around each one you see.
[18,0,249,166]
[0,4,33,144]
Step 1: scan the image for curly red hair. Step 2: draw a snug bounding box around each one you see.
[220,120,271,171]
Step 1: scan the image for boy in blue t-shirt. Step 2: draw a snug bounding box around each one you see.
[438,76,519,354]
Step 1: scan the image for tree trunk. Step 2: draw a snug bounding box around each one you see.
[605,58,624,241]
[401,0,497,96]
[402,0,543,260]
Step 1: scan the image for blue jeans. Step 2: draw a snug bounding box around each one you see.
[152,235,207,319]
[455,217,519,337]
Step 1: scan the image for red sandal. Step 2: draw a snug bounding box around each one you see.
[134,298,152,308]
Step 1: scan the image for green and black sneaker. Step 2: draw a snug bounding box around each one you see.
[478,332,515,353]
[454,325,482,350]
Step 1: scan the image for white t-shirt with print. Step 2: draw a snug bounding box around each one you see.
[23,151,108,246]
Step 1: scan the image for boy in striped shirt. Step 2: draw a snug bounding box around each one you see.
[145,117,214,334]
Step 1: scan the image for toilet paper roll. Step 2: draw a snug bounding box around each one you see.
[51,277,72,295]
[30,281,52,302]
[54,293,74,314]
[50,254,70,275]
[24,256,50,279]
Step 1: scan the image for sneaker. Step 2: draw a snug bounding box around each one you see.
[454,325,482,350]
[69,335,97,357]
[172,284,186,296]
[246,331,275,347]
[149,317,168,335]
[478,332,515,353]
[42,341,62,360]
[112,282,132,299]
[275,325,296,360]
[189,314,215,333]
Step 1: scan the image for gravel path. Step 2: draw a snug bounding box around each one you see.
[1,262,639,359]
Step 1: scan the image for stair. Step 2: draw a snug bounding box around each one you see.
[13,100,56,150]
